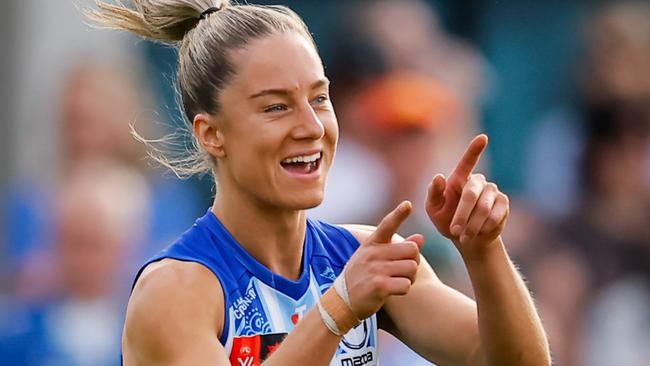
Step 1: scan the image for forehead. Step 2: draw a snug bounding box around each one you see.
[228,32,325,94]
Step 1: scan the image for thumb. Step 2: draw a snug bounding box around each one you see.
[368,201,412,244]
[426,174,446,212]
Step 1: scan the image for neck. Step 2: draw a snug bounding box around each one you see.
[212,187,307,281]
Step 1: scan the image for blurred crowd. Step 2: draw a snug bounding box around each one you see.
[1,0,649,365]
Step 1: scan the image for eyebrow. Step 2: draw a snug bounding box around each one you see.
[249,78,330,99]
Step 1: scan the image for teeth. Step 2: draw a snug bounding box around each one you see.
[282,152,321,164]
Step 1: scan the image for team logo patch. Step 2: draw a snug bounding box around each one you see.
[229,333,288,366]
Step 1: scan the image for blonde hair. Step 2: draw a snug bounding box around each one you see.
[86,1,315,178]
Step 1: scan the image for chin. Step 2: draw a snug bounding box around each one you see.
[284,189,325,210]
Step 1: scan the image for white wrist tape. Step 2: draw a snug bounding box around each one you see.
[318,269,361,337]
[333,267,352,309]
[317,300,344,336]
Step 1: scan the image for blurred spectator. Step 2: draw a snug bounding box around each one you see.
[3,61,202,298]
[0,159,150,366]
[59,63,149,168]
[522,2,650,364]
[358,0,489,107]
[355,0,493,193]
[526,0,650,220]
[583,276,650,366]
[566,102,650,366]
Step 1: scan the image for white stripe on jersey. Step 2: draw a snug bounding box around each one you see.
[256,279,289,333]
[308,269,326,300]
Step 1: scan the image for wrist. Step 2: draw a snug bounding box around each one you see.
[318,286,360,336]
[318,270,361,336]
[457,235,506,266]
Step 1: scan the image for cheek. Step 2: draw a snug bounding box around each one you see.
[323,112,340,144]
[226,128,281,176]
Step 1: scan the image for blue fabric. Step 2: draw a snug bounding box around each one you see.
[133,210,378,365]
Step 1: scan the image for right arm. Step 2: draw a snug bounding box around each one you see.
[123,203,422,366]
[122,260,228,365]
[122,260,341,365]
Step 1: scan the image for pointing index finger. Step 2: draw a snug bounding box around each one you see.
[450,134,488,182]
[369,201,412,244]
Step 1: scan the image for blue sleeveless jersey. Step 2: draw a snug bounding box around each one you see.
[135,210,378,366]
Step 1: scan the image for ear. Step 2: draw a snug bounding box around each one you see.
[193,113,226,159]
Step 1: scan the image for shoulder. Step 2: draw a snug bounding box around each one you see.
[123,259,225,363]
[339,224,373,242]
[133,259,224,304]
[341,224,405,243]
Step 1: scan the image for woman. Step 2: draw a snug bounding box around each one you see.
[88,1,550,365]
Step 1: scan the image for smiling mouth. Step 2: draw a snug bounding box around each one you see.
[280,152,322,175]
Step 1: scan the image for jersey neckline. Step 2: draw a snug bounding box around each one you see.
[203,210,314,301]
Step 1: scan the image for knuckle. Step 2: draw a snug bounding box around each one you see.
[379,281,392,298]
[491,207,504,220]
[397,278,411,295]
[476,201,491,215]
[404,242,419,257]
[484,217,498,231]
[370,276,385,293]
[463,190,479,202]
[407,260,418,275]
[489,211,501,224]
[362,247,377,262]
[367,260,382,275]
[486,182,498,191]
[494,212,507,225]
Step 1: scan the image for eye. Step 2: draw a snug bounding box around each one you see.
[263,104,288,113]
[311,94,330,106]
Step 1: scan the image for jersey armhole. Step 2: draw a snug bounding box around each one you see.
[132,256,232,345]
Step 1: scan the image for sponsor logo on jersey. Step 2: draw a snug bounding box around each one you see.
[340,351,374,366]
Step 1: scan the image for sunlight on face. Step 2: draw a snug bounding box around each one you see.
[216,32,339,211]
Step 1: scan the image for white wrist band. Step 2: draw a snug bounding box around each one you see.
[317,300,344,336]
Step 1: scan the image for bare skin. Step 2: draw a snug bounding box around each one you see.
[122,32,550,366]
[123,203,422,366]
[345,137,550,366]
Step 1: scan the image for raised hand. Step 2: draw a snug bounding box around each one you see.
[425,135,509,258]
[344,201,425,320]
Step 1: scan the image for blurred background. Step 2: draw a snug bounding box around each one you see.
[1,0,649,365]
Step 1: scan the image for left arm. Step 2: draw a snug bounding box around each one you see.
[349,228,549,366]
[428,135,549,366]
[344,225,482,366]
[345,135,550,366]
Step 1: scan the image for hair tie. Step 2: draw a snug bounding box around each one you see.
[199,6,221,20]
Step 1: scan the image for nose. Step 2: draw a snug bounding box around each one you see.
[292,102,325,140]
